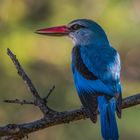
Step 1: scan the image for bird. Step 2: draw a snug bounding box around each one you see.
[36,19,122,140]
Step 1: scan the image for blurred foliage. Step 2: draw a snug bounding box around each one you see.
[0,0,140,139]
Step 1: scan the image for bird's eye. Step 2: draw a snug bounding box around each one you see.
[70,24,85,31]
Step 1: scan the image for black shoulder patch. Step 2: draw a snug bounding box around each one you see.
[72,47,97,80]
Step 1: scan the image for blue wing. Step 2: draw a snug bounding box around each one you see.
[72,45,122,121]
[72,45,121,96]
[80,45,121,95]
[80,45,122,118]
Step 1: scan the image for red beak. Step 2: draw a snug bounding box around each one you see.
[36,25,69,36]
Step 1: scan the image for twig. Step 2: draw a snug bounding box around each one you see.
[44,85,55,101]
[7,48,52,115]
[0,48,139,140]
[3,99,35,105]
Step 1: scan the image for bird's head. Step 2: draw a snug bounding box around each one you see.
[36,19,109,46]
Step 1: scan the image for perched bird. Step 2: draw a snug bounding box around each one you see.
[36,19,122,140]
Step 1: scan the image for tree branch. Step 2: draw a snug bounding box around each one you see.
[7,48,54,115]
[3,99,35,105]
[43,85,55,102]
[0,48,139,140]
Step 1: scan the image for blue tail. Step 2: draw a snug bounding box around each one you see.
[98,96,118,140]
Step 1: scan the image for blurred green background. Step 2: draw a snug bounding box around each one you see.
[0,0,140,139]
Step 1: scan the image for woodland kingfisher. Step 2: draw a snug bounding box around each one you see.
[36,19,122,140]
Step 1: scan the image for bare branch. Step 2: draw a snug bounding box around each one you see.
[7,48,52,115]
[0,93,140,139]
[122,93,140,109]
[3,99,35,105]
[43,85,55,101]
[0,48,139,140]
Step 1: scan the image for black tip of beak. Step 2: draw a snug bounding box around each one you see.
[34,30,44,35]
